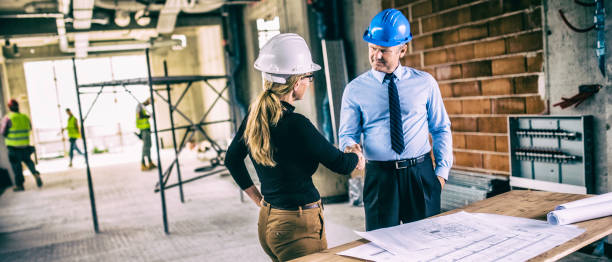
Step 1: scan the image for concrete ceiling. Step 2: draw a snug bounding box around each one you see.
[0,0,228,36]
[0,0,247,56]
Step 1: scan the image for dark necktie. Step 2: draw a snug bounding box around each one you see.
[385,73,404,155]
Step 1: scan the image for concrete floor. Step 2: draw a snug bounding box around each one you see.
[0,149,364,262]
[0,149,608,261]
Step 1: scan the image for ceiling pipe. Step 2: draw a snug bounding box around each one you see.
[72,0,94,29]
[55,0,72,54]
[55,16,182,55]
[56,17,71,53]
[72,0,94,57]
[63,17,110,26]
[1,1,180,56]
[157,0,182,34]
[93,0,249,34]
[57,0,70,14]
[85,38,184,52]
[94,0,163,12]
[156,0,224,34]
[178,0,224,14]
[0,13,63,18]
[24,1,58,13]
[94,0,225,13]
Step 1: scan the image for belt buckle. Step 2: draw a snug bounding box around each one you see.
[395,160,408,169]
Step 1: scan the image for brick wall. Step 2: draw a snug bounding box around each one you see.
[383,0,546,176]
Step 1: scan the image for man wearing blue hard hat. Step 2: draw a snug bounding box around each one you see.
[339,9,452,231]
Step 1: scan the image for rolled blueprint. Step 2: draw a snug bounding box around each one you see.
[555,192,612,210]
[547,200,612,225]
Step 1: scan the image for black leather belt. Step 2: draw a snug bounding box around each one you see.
[369,154,428,169]
[262,201,320,211]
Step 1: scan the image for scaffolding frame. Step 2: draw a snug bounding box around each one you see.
[72,48,238,234]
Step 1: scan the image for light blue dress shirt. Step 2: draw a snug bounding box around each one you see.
[338,65,453,180]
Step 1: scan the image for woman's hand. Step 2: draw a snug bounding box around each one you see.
[244,185,264,207]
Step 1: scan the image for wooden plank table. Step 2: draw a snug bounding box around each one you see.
[294,190,612,262]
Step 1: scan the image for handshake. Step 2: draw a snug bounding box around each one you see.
[344,144,366,171]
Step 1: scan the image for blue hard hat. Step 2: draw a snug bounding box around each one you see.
[363,9,412,47]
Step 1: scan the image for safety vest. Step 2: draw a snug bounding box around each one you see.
[67,115,81,139]
[136,109,151,130]
[5,112,31,147]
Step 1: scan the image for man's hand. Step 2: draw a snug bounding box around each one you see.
[355,151,366,170]
[437,176,445,189]
[344,144,362,153]
[345,144,365,170]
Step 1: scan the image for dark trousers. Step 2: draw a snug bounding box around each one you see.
[363,153,441,231]
[69,138,83,161]
[7,146,38,187]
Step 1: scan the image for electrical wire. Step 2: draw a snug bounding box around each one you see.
[558,10,595,32]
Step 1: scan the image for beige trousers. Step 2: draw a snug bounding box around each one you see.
[257,201,327,261]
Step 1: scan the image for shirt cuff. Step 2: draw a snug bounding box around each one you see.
[435,166,451,180]
[340,140,357,152]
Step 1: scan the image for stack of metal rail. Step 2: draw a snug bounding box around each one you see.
[441,170,509,212]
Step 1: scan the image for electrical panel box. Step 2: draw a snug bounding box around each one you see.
[508,116,593,194]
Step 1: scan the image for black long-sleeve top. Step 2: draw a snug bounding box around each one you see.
[225,101,358,208]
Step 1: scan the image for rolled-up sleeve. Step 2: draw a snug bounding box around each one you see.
[426,76,453,180]
[338,84,363,151]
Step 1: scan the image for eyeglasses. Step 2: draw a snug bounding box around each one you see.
[301,74,314,82]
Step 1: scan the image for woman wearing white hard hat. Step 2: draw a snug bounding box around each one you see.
[225,33,365,261]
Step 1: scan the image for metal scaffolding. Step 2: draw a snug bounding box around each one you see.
[72,48,238,234]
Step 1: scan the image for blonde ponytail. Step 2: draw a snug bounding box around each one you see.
[244,74,305,166]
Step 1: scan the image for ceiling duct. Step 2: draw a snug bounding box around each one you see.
[72,0,94,29]
[0,13,62,19]
[135,9,151,26]
[94,0,162,12]
[55,15,183,55]
[114,10,131,27]
[85,38,184,52]
[179,0,224,14]
[58,0,70,14]
[72,0,94,57]
[0,1,184,57]
[74,32,89,58]
[94,0,224,12]
[24,1,58,14]
[95,0,225,34]
[156,0,182,34]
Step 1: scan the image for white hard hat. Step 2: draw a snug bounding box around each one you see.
[254,33,321,84]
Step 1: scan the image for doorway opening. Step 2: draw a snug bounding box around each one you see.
[23,55,152,170]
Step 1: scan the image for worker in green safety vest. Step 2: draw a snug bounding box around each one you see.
[63,108,83,167]
[136,98,156,171]
[1,99,42,191]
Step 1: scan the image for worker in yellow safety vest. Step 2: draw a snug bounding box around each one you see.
[1,99,42,191]
[136,98,156,171]
[63,108,83,167]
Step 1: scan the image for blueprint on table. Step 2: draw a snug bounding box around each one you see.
[338,211,585,262]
